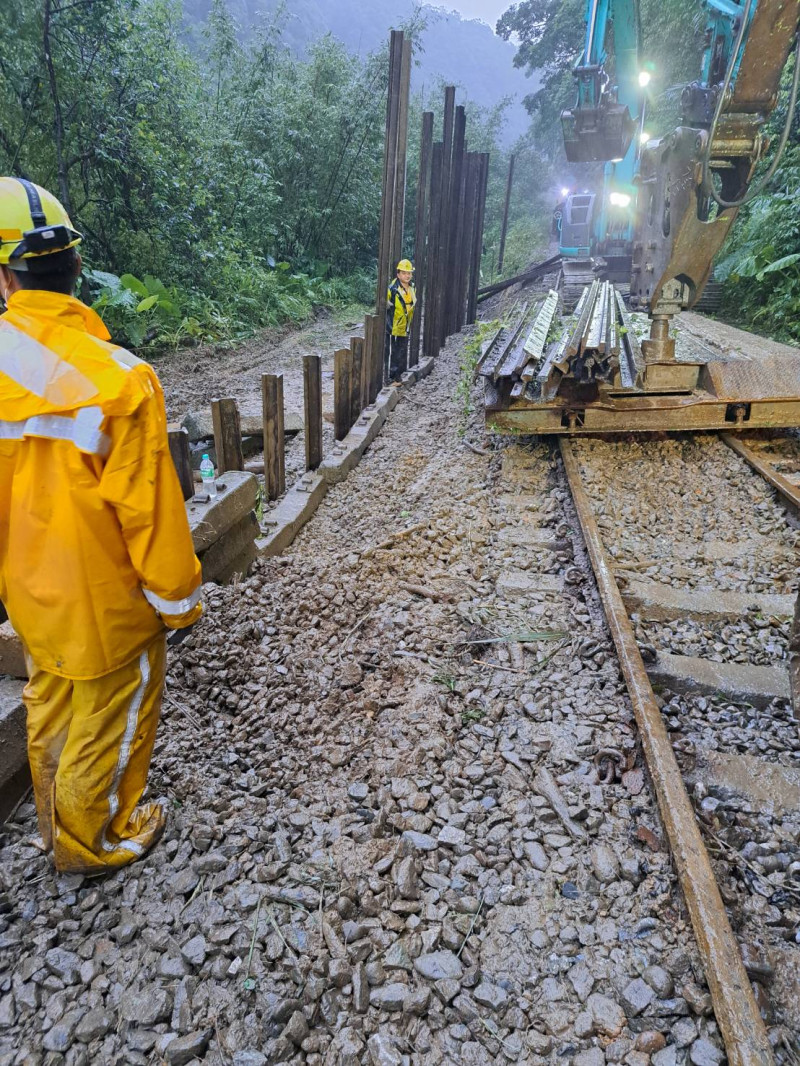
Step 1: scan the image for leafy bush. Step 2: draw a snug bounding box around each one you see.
[1,0,385,349]
[83,269,232,351]
[716,146,800,342]
[83,263,375,352]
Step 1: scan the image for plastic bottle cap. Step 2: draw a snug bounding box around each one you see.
[202,454,209,460]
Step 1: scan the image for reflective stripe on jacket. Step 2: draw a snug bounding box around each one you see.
[0,290,202,680]
[386,279,416,338]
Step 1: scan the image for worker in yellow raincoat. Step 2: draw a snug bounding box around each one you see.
[0,177,202,874]
[386,259,416,384]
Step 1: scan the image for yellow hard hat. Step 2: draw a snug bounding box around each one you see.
[0,177,82,270]
[397,259,414,273]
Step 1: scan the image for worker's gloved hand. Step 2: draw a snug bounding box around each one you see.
[166,625,194,648]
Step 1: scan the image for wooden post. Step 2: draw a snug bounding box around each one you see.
[389,37,412,271]
[372,314,385,399]
[334,348,353,441]
[456,152,479,331]
[376,31,404,318]
[262,374,285,501]
[350,336,364,419]
[167,424,194,501]
[211,397,243,474]
[434,87,456,354]
[497,153,516,274]
[423,141,444,360]
[303,355,323,471]
[361,316,374,405]
[466,153,490,325]
[409,110,433,368]
[445,105,467,338]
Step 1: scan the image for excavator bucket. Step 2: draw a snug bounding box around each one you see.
[561,105,636,163]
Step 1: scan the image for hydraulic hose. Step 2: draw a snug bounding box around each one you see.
[702,3,800,210]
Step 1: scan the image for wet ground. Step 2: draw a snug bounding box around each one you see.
[0,313,798,1065]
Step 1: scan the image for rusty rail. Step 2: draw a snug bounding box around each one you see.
[721,433,800,510]
[559,437,774,1066]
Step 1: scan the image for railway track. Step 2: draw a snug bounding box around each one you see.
[482,288,800,1060]
[556,431,800,1066]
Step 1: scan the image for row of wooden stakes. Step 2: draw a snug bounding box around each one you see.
[166,312,393,505]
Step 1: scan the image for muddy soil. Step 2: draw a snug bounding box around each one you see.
[154,309,368,424]
[0,320,796,1065]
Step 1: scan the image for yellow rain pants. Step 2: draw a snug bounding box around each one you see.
[25,633,167,874]
[0,289,203,873]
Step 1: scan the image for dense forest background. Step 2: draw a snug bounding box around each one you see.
[183,0,538,145]
[1,0,797,348]
[0,0,549,351]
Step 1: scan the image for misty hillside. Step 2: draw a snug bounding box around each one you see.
[184,0,538,144]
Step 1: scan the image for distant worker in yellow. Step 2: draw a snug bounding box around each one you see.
[0,177,202,874]
[386,258,416,384]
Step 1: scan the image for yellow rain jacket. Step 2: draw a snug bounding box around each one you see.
[386,279,416,338]
[0,290,202,680]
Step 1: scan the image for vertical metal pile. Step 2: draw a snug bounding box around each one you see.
[375,35,491,372]
[416,90,490,362]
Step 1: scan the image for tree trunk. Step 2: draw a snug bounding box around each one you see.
[43,0,72,214]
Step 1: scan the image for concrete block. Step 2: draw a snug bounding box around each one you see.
[187,471,259,553]
[182,408,303,441]
[647,651,790,707]
[209,540,258,586]
[692,747,800,818]
[0,678,29,822]
[188,435,262,471]
[320,412,387,482]
[256,473,328,557]
[0,621,26,679]
[318,386,399,486]
[408,356,435,382]
[622,578,794,623]
[200,512,260,584]
[496,527,566,552]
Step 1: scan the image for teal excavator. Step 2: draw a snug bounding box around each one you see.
[484,0,800,434]
[556,0,800,342]
[557,0,643,294]
[558,0,648,296]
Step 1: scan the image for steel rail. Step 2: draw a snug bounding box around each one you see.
[721,433,800,510]
[559,437,774,1066]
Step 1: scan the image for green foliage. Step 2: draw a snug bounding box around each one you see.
[455,320,499,431]
[461,706,486,726]
[0,0,386,350]
[715,148,800,341]
[715,51,800,342]
[84,268,233,349]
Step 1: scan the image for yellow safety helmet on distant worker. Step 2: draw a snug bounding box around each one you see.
[0,176,82,270]
[397,259,414,273]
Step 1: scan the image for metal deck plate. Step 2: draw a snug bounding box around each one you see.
[486,347,800,435]
[702,351,800,401]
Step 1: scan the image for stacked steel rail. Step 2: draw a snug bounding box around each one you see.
[482,281,645,403]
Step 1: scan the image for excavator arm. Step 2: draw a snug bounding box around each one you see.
[562,0,642,164]
[630,0,800,358]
